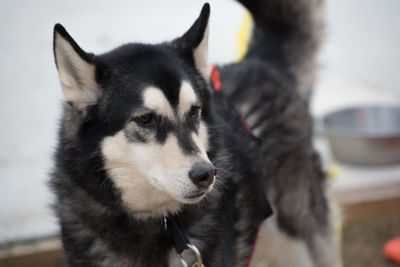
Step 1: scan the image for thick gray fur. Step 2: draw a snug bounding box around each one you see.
[220,0,337,266]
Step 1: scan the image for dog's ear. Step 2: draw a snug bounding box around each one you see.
[53,24,100,111]
[176,3,210,78]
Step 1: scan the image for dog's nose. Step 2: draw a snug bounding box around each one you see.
[189,162,216,188]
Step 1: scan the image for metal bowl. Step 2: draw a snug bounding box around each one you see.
[323,105,400,165]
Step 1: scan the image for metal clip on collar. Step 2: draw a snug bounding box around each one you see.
[164,216,204,267]
[177,244,204,267]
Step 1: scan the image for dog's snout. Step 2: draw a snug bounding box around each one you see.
[189,162,216,188]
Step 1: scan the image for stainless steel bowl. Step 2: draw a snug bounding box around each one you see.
[323,105,400,165]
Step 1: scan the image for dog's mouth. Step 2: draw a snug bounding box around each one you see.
[185,191,206,199]
[180,188,211,204]
[182,182,215,203]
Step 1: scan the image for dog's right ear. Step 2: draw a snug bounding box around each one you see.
[173,3,210,79]
[53,24,100,111]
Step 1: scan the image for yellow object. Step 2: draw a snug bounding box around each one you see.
[236,10,253,61]
[328,164,343,266]
[330,200,343,267]
[328,165,340,180]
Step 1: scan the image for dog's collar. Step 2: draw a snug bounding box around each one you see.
[164,215,189,254]
[164,215,204,267]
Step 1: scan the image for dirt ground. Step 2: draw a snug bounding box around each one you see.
[342,210,400,267]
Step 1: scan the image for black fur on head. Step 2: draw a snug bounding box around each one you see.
[52,2,211,115]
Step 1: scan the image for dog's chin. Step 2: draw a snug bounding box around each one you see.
[174,186,214,204]
[180,192,207,204]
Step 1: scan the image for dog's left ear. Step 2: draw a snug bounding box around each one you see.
[175,3,210,78]
[53,24,100,112]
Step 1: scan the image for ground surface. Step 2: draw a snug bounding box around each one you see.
[343,204,400,267]
[342,211,400,267]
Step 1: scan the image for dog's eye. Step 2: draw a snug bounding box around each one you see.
[190,106,201,118]
[134,113,154,125]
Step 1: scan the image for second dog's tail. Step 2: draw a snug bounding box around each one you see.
[238,0,324,95]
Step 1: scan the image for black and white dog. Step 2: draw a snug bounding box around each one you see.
[50,0,338,266]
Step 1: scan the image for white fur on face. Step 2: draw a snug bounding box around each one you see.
[142,87,174,119]
[192,122,209,157]
[143,82,198,118]
[54,33,100,111]
[101,132,180,217]
[101,130,212,217]
[178,81,198,117]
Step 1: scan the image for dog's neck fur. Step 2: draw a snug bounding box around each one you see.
[55,170,202,266]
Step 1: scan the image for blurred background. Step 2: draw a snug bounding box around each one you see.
[0,0,399,266]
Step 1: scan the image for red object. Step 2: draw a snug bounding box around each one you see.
[240,117,251,133]
[383,237,400,263]
[245,230,259,267]
[209,65,252,134]
[209,64,221,91]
